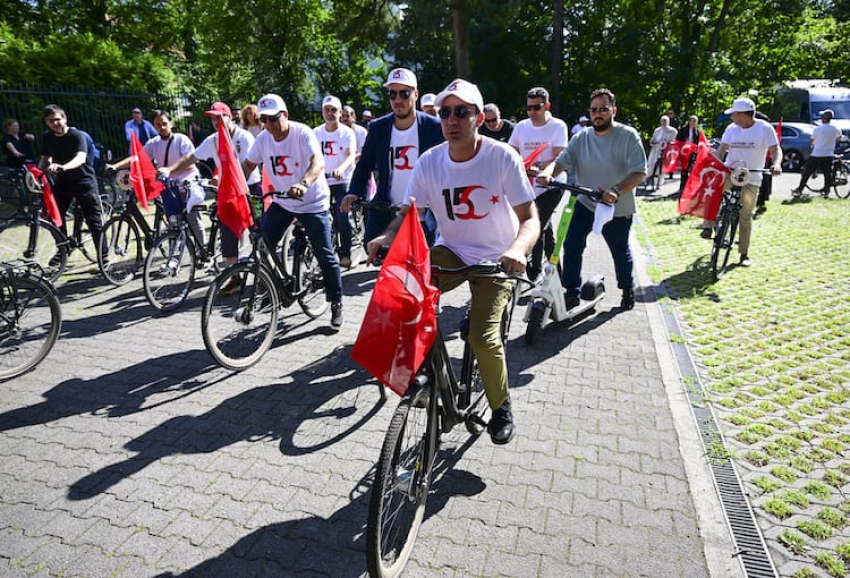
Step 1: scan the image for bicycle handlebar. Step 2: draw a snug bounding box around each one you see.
[260,190,304,201]
[542,181,605,200]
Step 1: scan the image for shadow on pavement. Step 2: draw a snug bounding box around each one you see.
[66,346,385,501]
[0,349,220,431]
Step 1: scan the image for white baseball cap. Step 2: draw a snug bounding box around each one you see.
[420,93,436,107]
[579,115,589,122]
[434,79,484,113]
[362,110,373,118]
[383,68,418,89]
[819,109,835,118]
[724,97,756,115]
[258,94,287,116]
[322,95,342,110]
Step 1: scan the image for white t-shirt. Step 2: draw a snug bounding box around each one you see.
[246,121,330,214]
[194,126,261,185]
[144,133,199,181]
[388,123,420,206]
[721,119,779,186]
[810,122,842,157]
[352,124,368,153]
[507,116,569,195]
[314,123,355,185]
[408,138,535,265]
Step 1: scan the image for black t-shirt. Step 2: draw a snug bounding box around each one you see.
[479,120,515,143]
[42,127,97,193]
[3,133,36,169]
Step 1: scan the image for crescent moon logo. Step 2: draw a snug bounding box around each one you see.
[394,146,417,170]
[456,185,489,220]
[383,265,427,325]
[700,167,726,197]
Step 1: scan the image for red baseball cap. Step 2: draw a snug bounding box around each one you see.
[204,102,232,117]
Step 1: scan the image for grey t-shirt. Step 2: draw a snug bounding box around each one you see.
[555,122,646,217]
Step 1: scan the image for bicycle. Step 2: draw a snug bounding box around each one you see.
[796,153,850,199]
[644,141,668,191]
[200,191,330,371]
[366,261,526,578]
[97,169,167,285]
[0,167,30,221]
[0,166,113,283]
[709,166,769,281]
[142,178,222,312]
[0,260,62,382]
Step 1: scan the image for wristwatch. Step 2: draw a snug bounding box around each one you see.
[611,185,622,197]
[299,180,309,189]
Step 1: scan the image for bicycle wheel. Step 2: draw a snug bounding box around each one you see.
[295,236,329,319]
[0,275,62,382]
[143,229,196,312]
[279,222,297,277]
[98,214,142,285]
[201,263,279,370]
[710,211,737,281]
[832,162,850,199]
[459,343,490,434]
[366,388,438,578]
[0,219,68,283]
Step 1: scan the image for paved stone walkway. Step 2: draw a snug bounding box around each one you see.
[0,211,739,577]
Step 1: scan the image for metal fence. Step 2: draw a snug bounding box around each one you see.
[0,83,212,164]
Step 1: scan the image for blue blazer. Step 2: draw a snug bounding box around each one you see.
[348,111,444,204]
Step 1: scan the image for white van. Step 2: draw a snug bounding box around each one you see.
[771,80,850,138]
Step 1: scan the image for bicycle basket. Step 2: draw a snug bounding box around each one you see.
[161,180,190,216]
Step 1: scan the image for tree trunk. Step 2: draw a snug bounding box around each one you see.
[551,0,564,115]
[452,2,470,78]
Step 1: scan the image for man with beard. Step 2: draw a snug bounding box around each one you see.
[537,88,646,311]
[342,68,444,242]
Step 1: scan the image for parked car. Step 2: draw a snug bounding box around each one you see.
[773,121,850,172]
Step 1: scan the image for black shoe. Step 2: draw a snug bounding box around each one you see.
[488,398,516,445]
[330,301,344,331]
[700,228,712,239]
[565,293,581,310]
[753,205,766,220]
[620,289,635,310]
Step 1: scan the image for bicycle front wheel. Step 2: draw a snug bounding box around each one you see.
[366,389,438,578]
[0,219,68,283]
[832,162,850,199]
[201,263,279,370]
[143,229,196,312]
[710,211,737,281]
[99,214,142,285]
[0,275,62,382]
[295,238,329,319]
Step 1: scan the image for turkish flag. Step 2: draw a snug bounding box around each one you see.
[215,120,253,238]
[260,165,275,213]
[523,143,549,169]
[662,141,682,174]
[680,142,697,171]
[678,143,731,220]
[351,201,440,397]
[129,131,163,209]
[25,165,62,227]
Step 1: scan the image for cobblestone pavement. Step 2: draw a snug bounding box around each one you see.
[1,218,735,577]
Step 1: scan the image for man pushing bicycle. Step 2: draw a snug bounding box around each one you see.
[368,79,540,445]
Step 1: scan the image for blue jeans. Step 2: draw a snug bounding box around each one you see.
[562,201,633,298]
[261,203,343,303]
[330,184,353,258]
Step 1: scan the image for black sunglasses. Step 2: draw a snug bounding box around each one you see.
[588,106,612,114]
[438,105,473,120]
[484,117,498,123]
[260,113,282,123]
[388,89,412,101]
[526,103,545,111]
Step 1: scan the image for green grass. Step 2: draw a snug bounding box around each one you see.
[636,195,850,578]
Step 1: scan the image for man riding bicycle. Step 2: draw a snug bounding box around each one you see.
[368,79,540,445]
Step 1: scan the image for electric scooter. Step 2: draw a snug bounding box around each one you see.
[524,182,606,345]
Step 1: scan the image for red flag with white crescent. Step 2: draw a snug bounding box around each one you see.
[662,141,682,174]
[678,143,731,220]
[351,200,440,396]
[215,120,253,238]
[129,131,163,209]
[24,165,63,227]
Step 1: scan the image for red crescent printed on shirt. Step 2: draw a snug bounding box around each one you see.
[394,145,417,170]
[271,155,294,176]
[456,185,489,220]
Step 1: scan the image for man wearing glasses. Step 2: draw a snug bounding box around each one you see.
[367,79,539,445]
[478,103,514,142]
[508,87,569,283]
[537,88,646,311]
[242,93,345,330]
[343,68,444,243]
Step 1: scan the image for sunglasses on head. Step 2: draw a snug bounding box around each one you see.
[438,105,473,120]
[526,103,545,111]
[260,112,282,123]
[388,89,412,101]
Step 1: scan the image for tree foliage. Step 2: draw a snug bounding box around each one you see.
[1,0,848,134]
